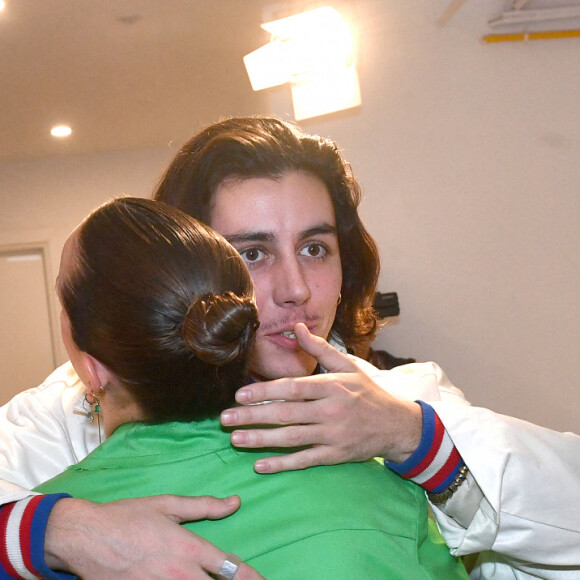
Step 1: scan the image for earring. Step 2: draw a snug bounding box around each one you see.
[74,387,103,444]
[337,293,342,305]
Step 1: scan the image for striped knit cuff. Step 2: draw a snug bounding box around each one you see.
[386,401,464,494]
[0,494,75,580]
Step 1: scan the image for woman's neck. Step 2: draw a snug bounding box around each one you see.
[100,384,145,437]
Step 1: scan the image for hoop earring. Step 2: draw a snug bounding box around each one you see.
[88,388,103,445]
[74,387,103,444]
[337,293,342,305]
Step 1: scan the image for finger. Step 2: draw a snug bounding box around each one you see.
[294,323,359,373]
[252,446,334,474]
[197,495,241,520]
[153,502,264,579]
[204,546,265,580]
[150,494,241,523]
[185,534,255,580]
[223,398,323,427]
[228,561,266,580]
[231,424,322,449]
[231,371,352,407]
[234,565,267,580]
[232,562,266,580]
[215,553,241,580]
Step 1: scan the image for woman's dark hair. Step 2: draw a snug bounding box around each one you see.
[154,116,380,354]
[58,197,258,422]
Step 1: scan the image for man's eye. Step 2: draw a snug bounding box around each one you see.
[299,243,326,258]
[240,248,264,263]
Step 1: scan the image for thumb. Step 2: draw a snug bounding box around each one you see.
[294,323,359,373]
[159,495,241,523]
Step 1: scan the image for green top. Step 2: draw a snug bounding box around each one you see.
[37,419,467,579]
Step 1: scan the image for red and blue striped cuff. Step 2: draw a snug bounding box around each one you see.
[0,494,75,580]
[386,401,464,494]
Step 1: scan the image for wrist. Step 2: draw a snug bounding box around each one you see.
[382,400,423,463]
[0,494,74,580]
[44,497,94,575]
[385,401,465,497]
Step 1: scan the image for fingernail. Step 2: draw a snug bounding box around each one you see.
[221,410,238,425]
[231,431,247,445]
[254,460,270,473]
[236,388,251,403]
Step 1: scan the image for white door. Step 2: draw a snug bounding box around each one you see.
[0,247,57,405]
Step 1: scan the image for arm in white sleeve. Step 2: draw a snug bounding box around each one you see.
[358,359,470,405]
[430,402,580,566]
[0,362,98,505]
[358,359,580,574]
[0,364,98,578]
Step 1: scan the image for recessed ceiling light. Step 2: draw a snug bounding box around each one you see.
[51,125,72,138]
[0,1,6,12]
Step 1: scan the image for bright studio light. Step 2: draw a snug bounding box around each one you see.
[291,64,361,121]
[50,125,72,138]
[243,6,361,120]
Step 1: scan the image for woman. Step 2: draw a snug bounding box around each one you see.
[36,197,467,579]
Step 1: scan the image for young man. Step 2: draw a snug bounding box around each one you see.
[1,117,578,579]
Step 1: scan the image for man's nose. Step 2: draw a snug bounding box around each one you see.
[273,256,311,306]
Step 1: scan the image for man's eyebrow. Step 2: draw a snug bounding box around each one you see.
[225,223,337,245]
[225,231,276,245]
[299,224,337,240]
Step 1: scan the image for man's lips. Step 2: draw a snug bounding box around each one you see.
[259,314,319,336]
[262,331,302,351]
[259,322,317,350]
[278,329,297,339]
[261,322,316,339]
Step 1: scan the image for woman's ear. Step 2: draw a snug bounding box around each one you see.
[81,352,114,395]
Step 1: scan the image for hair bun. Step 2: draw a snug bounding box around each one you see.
[182,291,259,365]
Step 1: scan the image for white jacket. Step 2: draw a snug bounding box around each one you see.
[1,361,579,579]
[366,362,580,579]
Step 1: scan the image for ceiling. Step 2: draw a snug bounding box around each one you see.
[0,0,275,161]
[1,0,577,162]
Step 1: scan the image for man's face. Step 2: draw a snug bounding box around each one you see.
[210,171,343,380]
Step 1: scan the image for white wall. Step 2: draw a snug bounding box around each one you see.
[0,148,175,365]
[1,1,578,431]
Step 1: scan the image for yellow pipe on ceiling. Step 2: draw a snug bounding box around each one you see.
[483,29,580,43]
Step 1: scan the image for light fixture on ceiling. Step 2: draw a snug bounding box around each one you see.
[50,125,72,138]
[0,1,5,12]
[484,3,580,43]
[489,5,580,28]
[243,5,361,120]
